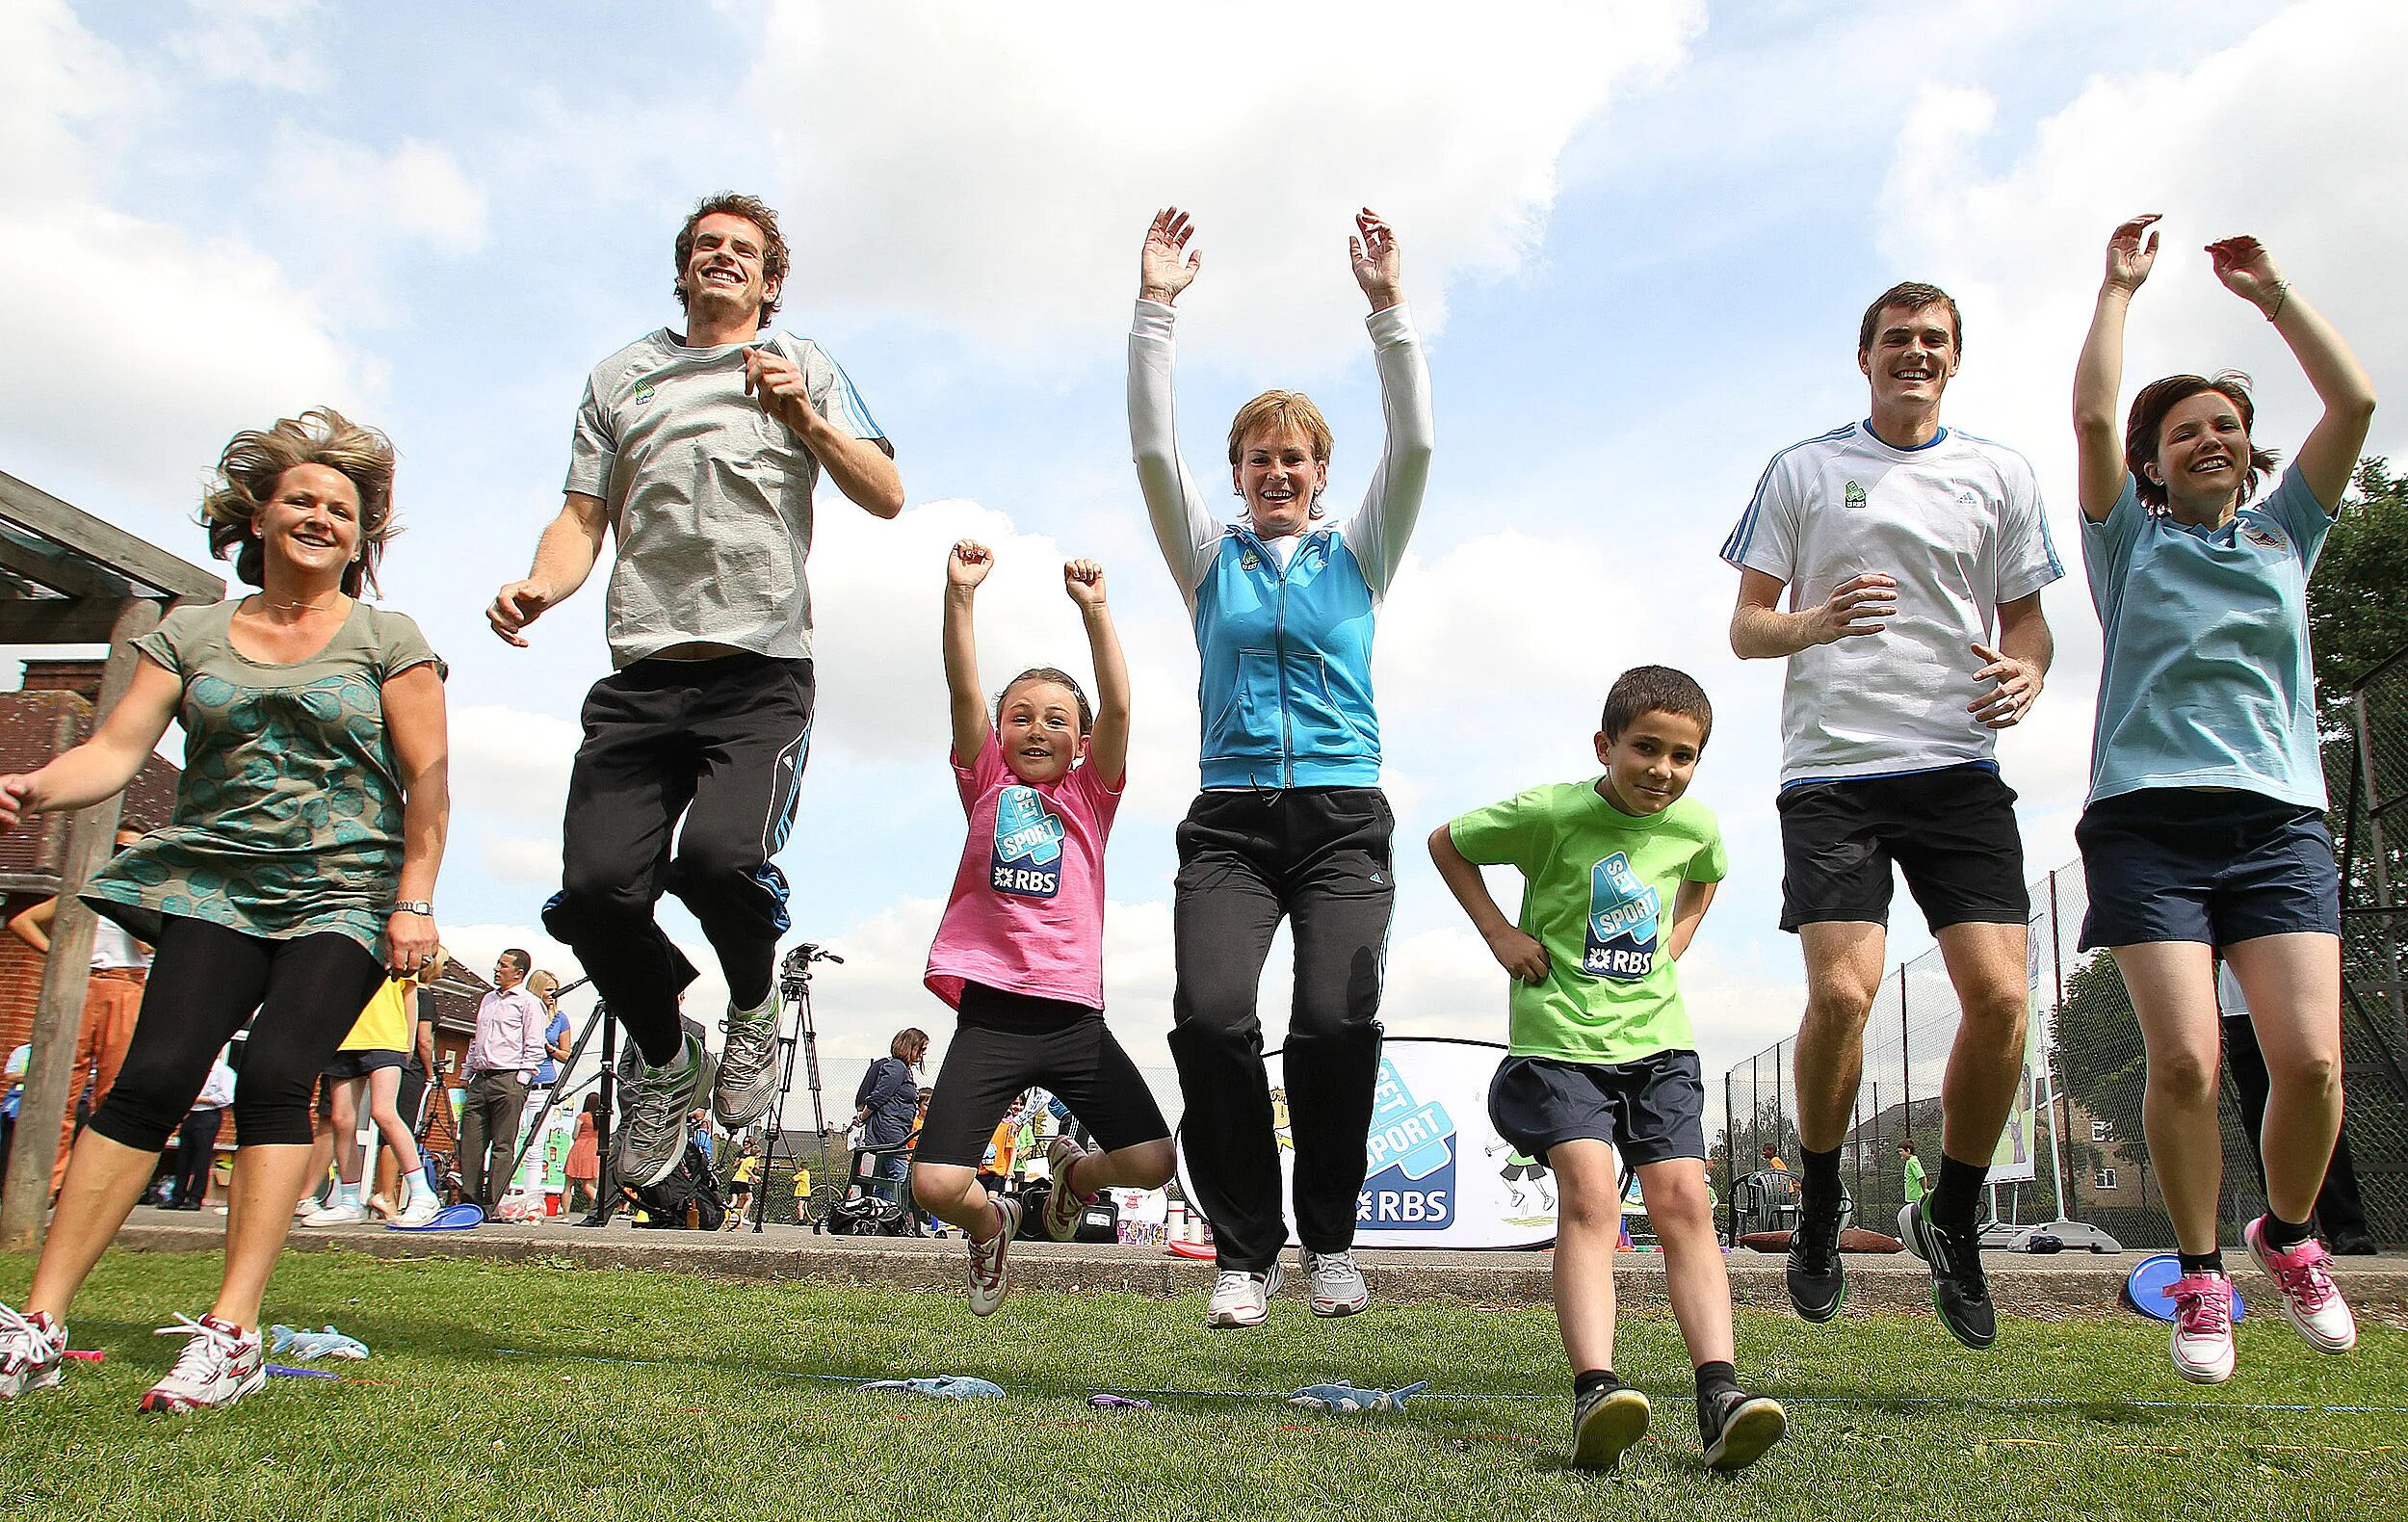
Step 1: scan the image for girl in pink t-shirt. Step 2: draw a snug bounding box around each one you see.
[915,540,1174,1315]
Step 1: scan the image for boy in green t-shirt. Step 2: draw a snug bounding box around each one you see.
[1429,667,1787,1474]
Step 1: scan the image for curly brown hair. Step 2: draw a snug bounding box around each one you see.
[199,407,397,597]
[674,192,791,328]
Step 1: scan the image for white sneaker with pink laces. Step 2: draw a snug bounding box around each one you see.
[2167,1271,2236,1384]
[2245,1216,2358,1353]
[0,1304,67,1400]
[141,1314,265,1413]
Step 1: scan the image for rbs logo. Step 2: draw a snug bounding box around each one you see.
[990,787,1064,899]
[1357,1056,1454,1230]
[1584,852,1659,981]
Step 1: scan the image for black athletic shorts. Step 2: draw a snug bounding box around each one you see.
[2076,788,2341,951]
[1488,1049,1705,1167]
[1777,763,2028,932]
[323,1050,406,1081]
[913,984,1171,1168]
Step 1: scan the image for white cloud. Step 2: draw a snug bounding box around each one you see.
[451,702,582,821]
[169,0,330,94]
[270,131,489,255]
[744,0,1700,364]
[482,834,560,887]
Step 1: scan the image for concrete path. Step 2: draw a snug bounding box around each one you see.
[106,1206,2408,1326]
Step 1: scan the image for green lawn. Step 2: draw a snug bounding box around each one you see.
[3,1249,2402,1521]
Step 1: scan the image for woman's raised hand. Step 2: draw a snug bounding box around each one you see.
[2103,214,2159,295]
[948,539,994,588]
[1350,208,1401,310]
[2208,235,2287,317]
[1140,207,1202,305]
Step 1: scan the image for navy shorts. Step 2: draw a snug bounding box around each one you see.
[2076,788,2340,951]
[1776,764,2028,933]
[1488,1049,1705,1167]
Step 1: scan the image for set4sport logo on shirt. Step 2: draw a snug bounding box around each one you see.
[989,787,1065,899]
[1843,481,1868,510]
[1584,853,1661,981]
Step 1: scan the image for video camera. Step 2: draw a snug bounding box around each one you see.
[777,941,843,1002]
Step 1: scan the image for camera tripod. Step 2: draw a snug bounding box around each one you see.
[752,940,842,1232]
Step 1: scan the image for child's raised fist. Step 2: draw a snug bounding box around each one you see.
[948,539,994,588]
[1063,558,1108,608]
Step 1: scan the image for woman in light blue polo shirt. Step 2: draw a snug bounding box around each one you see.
[2072,217,2375,1385]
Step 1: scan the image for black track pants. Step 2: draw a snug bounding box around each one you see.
[1169,787,1393,1272]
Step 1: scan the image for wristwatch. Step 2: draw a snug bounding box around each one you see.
[391,901,434,917]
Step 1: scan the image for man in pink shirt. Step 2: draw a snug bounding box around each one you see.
[460,949,548,1212]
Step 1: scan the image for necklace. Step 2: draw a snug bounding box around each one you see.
[252,592,346,616]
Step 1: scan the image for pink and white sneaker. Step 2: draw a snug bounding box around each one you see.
[141,1314,265,1413]
[0,1304,67,1400]
[1039,1137,1093,1242]
[2245,1217,2358,1354]
[2168,1272,2237,1384]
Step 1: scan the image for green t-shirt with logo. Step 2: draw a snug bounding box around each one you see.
[1448,780,1726,1064]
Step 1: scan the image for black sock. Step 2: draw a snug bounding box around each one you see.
[1695,1361,1739,1438]
[1932,1155,1986,1236]
[1574,1369,1618,1401]
[1799,1144,1842,1202]
[2259,1213,2314,1250]
[2178,1249,2225,1276]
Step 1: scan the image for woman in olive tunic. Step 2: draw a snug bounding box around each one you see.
[0,409,449,1414]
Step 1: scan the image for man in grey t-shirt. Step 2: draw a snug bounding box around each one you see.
[488,192,902,1188]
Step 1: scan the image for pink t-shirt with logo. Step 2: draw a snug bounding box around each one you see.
[925,732,1123,1010]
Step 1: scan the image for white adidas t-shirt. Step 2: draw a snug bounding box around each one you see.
[1720,422,2061,784]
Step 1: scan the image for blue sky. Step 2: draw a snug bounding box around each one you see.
[8,0,2402,1099]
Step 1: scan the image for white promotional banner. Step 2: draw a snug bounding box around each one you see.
[1175,1037,1557,1250]
[1988,920,2046,1185]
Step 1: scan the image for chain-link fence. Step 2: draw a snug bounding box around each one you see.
[1719,647,2408,1250]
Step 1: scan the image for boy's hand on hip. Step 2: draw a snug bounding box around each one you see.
[1484,927,1551,984]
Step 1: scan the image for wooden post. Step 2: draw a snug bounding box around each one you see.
[0,597,159,1250]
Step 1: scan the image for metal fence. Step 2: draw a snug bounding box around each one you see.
[1719,647,2408,1250]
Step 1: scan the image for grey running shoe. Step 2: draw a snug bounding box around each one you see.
[1206,1265,1282,1328]
[615,1033,703,1189]
[1301,1248,1370,1316]
[713,991,782,1129]
[967,1196,1023,1317]
[1570,1383,1650,1470]
[1039,1136,1091,1242]
[1700,1388,1788,1472]
[0,1304,66,1400]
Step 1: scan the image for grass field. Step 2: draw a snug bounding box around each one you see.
[3,1248,2402,1521]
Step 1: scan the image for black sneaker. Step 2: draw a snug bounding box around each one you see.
[1570,1384,1650,1471]
[1902,1200,1996,1349]
[1785,1191,1845,1323]
[1699,1388,1788,1472]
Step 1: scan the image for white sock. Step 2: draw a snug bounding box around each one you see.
[336,1183,361,1208]
[402,1172,432,1206]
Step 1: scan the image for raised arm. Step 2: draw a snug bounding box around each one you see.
[0,656,181,831]
[380,662,448,974]
[1664,877,1718,961]
[2075,215,2159,521]
[1427,825,1550,984]
[942,540,994,763]
[1729,567,1897,660]
[488,492,612,646]
[1129,208,1217,595]
[1342,209,1435,595]
[1064,559,1129,788]
[2208,236,2377,510]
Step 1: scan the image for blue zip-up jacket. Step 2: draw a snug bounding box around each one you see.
[1129,300,1434,789]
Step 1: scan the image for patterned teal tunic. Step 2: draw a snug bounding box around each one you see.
[84,598,445,956]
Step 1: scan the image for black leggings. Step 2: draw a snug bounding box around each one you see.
[89,918,386,1152]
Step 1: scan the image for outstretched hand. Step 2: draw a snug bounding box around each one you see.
[1063,558,1107,608]
[948,539,993,589]
[1349,208,1401,310]
[1140,208,1202,304]
[2103,214,2160,294]
[2207,236,2286,315]
[487,580,554,647]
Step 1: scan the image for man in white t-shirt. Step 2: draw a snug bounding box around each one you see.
[1721,282,2060,1352]
[487,193,902,1192]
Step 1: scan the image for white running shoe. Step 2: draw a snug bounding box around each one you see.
[1206,1265,1282,1328]
[393,1193,442,1229]
[1039,1137,1091,1242]
[1301,1249,1370,1317]
[713,990,782,1129]
[966,1197,1023,1317]
[0,1304,67,1400]
[302,1200,372,1227]
[2245,1216,2358,1353]
[615,1033,704,1188]
[141,1314,265,1413]
[2168,1271,2237,1384]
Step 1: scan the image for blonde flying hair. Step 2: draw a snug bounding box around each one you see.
[1226,391,1335,470]
[200,407,399,597]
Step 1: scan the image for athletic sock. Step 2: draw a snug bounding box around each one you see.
[1932,1155,1986,1237]
[1694,1361,1740,1439]
[1799,1145,1842,1220]
[336,1183,361,1208]
[2178,1249,2225,1276]
[1574,1369,1618,1401]
[402,1173,432,1206]
[2259,1213,2314,1250]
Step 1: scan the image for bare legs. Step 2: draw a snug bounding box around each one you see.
[1550,1142,1734,1375]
